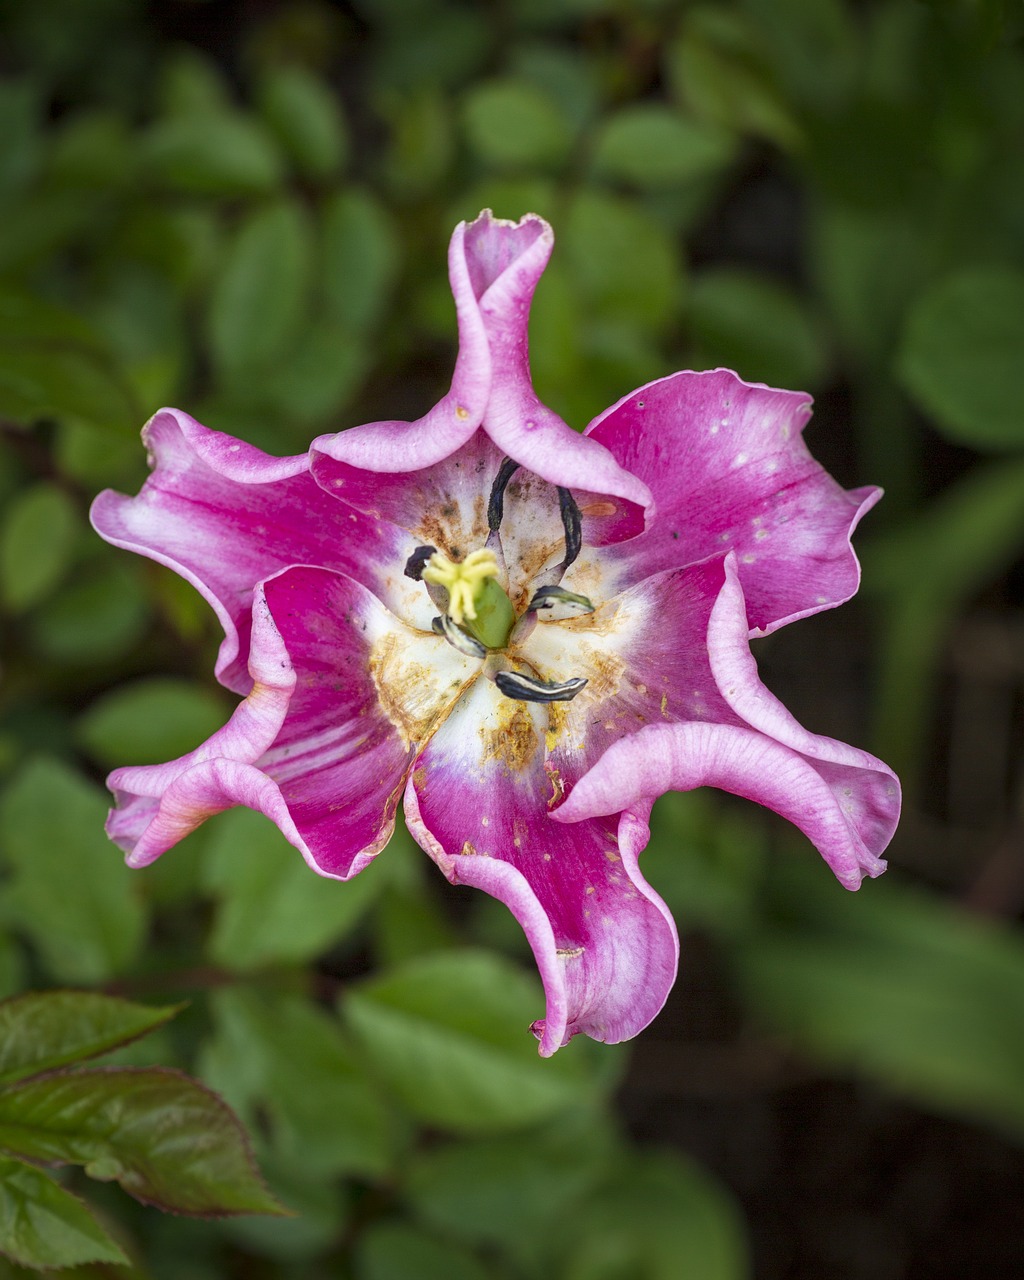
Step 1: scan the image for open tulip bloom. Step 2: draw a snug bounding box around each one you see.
[92,211,900,1055]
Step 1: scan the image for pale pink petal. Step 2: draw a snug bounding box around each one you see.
[553,554,899,890]
[585,368,879,633]
[90,408,410,693]
[107,577,298,866]
[402,676,678,1055]
[313,211,652,528]
[310,220,491,473]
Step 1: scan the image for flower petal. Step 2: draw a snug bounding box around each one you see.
[90,408,410,693]
[108,567,477,878]
[403,675,678,1055]
[553,555,899,890]
[585,367,879,633]
[313,211,652,529]
[310,219,492,473]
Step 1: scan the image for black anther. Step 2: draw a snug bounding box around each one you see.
[432,614,486,659]
[404,545,437,581]
[495,671,588,703]
[487,457,520,531]
[557,487,583,570]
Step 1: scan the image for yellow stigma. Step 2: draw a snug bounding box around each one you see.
[422,548,500,625]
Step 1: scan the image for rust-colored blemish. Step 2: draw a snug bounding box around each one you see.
[558,598,621,636]
[544,762,564,808]
[575,644,625,703]
[369,632,467,749]
[416,495,489,560]
[579,500,616,517]
[543,698,570,753]
[556,945,585,958]
[480,699,539,773]
[460,839,477,856]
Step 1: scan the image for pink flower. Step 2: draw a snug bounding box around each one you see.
[91,211,899,1055]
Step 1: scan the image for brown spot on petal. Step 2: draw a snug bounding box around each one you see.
[556,945,585,958]
[369,632,469,749]
[415,492,489,561]
[480,699,539,773]
[544,762,564,808]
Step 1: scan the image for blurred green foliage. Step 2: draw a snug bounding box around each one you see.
[1,0,1023,1274]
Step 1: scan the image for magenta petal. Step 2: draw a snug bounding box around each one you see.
[90,408,408,693]
[108,566,476,878]
[554,554,899,890]
[403,677,678,1055]
[259,566,477,876]
[586,368,879,633]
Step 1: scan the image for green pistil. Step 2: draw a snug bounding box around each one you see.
[422,548,515,650]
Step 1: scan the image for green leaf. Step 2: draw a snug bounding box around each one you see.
[811,199,929,367]
[202,808,385,972]
[208,199,313,384]
[0,190,107,276]
[405,1110,615,1262]
[0,1156,127,1270]
[0,483,80,613]
[642,790,765,938]
[864,457,1024,782]
[0,758,146,984]
[380,87,454,198]
[688,268,829,391]
[141,113,284,197]
[355,1223,490,1280]
[462,77,573,168]
[592,105,736,189]
[667,12,802,150]
[737,857,1024,1139]
[562,1150,748,1280]
[0,346,136,436]
[220,1155,347,1261]
[321,190,401,333]
[342,949,607,1133]
[76,677,231,768]
[260,318,369,427]
[0,291,135,434]
[897,267,1024,450]
[0,992,180,1090]
[562,190,681,332]
[203,988,396,1180]
[47,109,134,191]
[28,560,151,666]
[157,47,233,119]
[0,79,41,200]
[742,0,858,110]
[259,65,348,179]
[0,1069,283,1216]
